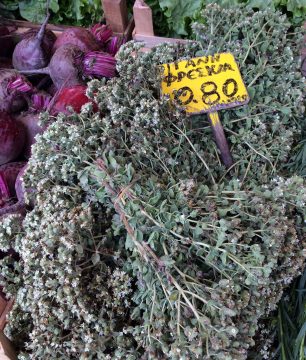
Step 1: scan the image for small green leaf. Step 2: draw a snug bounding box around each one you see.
[279,107,291,115]
[169,291,178,301]
[125,234,134,250]
[221,251,227,265]
[91,253,100,265]
[160,255,175,267]
[193,225,203,238]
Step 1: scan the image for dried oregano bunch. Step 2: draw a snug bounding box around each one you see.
[0,3,305,360]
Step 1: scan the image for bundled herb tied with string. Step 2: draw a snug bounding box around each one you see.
[0,3,304,360]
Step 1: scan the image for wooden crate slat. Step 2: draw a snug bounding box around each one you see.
[0,299,6,316]
[102,0,128,34]
[11,19,80,36]
[0,332,17,360]
[0,299,13,332]
[133,0,154,36]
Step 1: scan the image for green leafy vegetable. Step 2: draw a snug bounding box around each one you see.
[151,0,305,37]
[159,0,203,36]
[0,0,103,25]
[51,0,103,26]
[19,0,59,23]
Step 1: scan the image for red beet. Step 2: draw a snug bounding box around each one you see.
[0,70,31,113]
[0,162,26,217]
[50,85,98,115]
[15,164,35,208]
[48,44,86,89]
[90,24,113,47]
[15,111,44,159]
[83,51,117,78]
[20,44,85,90]
[31,91,52,111]
[0,172,9,203]
[20,44,117,90]
[0,162,26,198]
[53,28,100,54]
[12,11,56,71]
[0,112,25,165]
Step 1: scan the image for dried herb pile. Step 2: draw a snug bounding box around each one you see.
[0,4,305,359]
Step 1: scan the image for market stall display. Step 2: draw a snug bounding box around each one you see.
[0,1,304,359]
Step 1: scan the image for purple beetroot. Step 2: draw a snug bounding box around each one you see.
[0,162,26,199]
[52,27,101,54]
[0,162,26,217]
[15,111,44,159]
[20,44,117,90]
[0,163,30,218]
[0,112,25,165]
[0,70,32,113]
[12,6,56,71]
[90,24,113,47]
[15,164,35,208]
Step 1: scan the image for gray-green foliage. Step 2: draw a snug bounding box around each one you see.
[0,4,305,360]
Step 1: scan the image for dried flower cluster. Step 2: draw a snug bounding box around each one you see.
[0,4,305,359]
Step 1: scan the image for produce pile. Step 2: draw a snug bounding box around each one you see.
[0,3,305,360]
[0,7,123,219]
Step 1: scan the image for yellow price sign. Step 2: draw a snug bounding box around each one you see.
[160,53,249,168]
[160,53,249,114]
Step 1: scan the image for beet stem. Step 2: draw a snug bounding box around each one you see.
[0,176,9,198]
[36,0,51,45]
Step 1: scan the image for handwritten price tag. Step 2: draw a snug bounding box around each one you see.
[160,53,249,114]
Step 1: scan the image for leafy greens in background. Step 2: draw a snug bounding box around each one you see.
[159,0,202,36]
[19,0,59,24]
[0,0,19,19]
[1,0,304,33]
[51,0,103,26]
[0,0,103,25]
[158,0,305,36]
